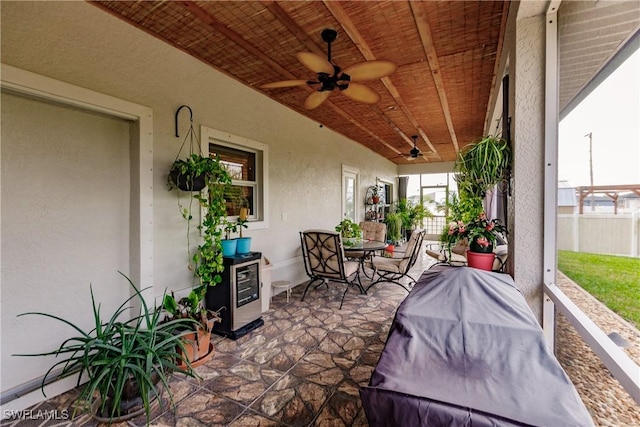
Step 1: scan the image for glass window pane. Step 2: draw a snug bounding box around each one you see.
[210,144,256,182]
[344,176,355,221]
[224,185,254,217]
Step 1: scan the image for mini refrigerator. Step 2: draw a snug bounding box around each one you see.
[205,251,263,339]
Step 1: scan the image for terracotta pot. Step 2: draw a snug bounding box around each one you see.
[177,323,215,370]
[467,250,495,271]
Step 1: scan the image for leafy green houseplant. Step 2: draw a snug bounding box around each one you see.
[168,153,215,192]
[370,185,383,204]
[167,153,231,365]
[335,218,362,247]
[395,199,432,240]
[14,273,197,423]
[169,154,231,287]
[454,136,511,199]
[383,212,402,244]
[438,191,483,226]
[162,286,221,369]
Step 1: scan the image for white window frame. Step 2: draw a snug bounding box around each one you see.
[342,164,359,221]
[201,126,269,230]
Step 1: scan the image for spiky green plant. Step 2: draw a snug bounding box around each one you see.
[14,272,197,423]
[454,136,511,199]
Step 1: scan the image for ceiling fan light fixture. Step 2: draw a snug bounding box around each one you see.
[262,29,397,109]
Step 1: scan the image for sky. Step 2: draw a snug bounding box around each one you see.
[558,48,640,187]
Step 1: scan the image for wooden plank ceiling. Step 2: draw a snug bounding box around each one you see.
[92,1,510,164]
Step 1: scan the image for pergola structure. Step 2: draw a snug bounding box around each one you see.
[577,184,640,214]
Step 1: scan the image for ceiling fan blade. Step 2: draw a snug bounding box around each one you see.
[261,79,309,89]
[406,155,417,161]
[343,60,397,81]
[341,82,380,104]
[296,52,334,75]
[304,90,331,110]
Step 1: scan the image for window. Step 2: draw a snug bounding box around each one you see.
[342,165,359,222]
[201,126,268,229]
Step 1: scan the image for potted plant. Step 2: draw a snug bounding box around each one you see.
[221,219,238,257]
[185,155,232,287]
[395,199,431,241]
[445,212,507,271]
[169,154,231,363]
[235,217,251,254]
[167,153,214,192]
[370,185,382,204]
[335,218,362,247]
[454,136,512,199]
[13,273,197,424]
[162,285,221,369]
[384,212,402,245]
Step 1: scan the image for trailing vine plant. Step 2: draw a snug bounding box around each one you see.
[192,160,231,287]
[167,108,232,324]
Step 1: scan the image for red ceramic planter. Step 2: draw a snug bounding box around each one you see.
[467,251,495,271]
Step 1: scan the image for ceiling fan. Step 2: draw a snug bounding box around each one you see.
[398,135,436,161]
[261,29,397,110]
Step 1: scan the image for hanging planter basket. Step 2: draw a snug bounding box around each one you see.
[169,168,206,192]
[168,105,207,192]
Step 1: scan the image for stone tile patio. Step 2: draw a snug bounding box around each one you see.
[5,252,638,426]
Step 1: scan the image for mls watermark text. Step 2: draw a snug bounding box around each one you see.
[3,409,70,421]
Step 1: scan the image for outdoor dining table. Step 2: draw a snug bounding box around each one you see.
[343,240,388,278]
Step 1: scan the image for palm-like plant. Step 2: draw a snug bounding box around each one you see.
[14,273,197,423]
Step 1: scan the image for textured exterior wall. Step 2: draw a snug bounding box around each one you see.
[511,15,547,321]
[1,93,132,393]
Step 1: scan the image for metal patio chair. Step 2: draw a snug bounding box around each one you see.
[299,229,364,309]
[367,229,426,292]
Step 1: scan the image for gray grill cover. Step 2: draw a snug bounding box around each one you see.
[360,267,593,426]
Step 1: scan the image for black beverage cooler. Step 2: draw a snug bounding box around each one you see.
[206,251,263,339]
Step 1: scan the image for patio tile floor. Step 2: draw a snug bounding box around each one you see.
[5,251,638,426]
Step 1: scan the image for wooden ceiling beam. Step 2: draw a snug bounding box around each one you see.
[177,1,401,157]
[262,2,403,156]
[260,1,326,57]
[410,1,459,154]
[323,0,440,160]
[176,1,297,81]
[484,0,511,138]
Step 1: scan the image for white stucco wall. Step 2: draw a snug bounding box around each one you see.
[1,92,133,395]
[511,14,547,321]
[0,1,397,403]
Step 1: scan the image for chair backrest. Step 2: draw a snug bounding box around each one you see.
[300,230,349,280]
[359,221,387,242]
[399,229,426,273]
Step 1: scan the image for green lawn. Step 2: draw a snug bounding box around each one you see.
[558,250,640,328]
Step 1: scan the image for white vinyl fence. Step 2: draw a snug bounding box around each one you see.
[557,213,640,257]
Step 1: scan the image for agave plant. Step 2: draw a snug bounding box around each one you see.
[14,272,197,423]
